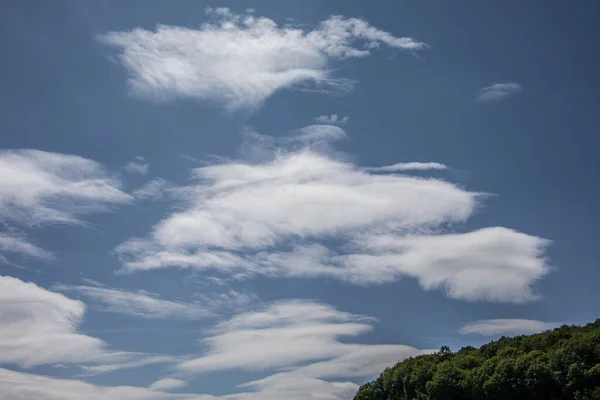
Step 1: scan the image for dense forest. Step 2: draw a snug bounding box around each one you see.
[354,320,600,400]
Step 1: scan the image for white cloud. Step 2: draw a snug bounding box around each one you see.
[78,355,179,376]
[239,125,347,161]
[0,368,196,400]
[125,157,149,175]
[314,114,350,125]
[460,319,560,336]
[0,276,177,375]
[115,127,551,302]
[239,374,360,400]
[133,178,174,200]
[80,277,105,287]
[0,299,429,400]
[291,124,348,144]
[0,275,122,368]
[54,285,214,320]
[176,300,369,373]
[478,82,522,102]
[247,227,549,302]
[193,289,258,313]
[175,299,429,399]
[235,342,425,400]
[336,227,550,301]
[99,8,426,111]
[364,162,448,173]
[0,232,53,261]
[0,366,357,400]
[149,378,188,391]
[0,150,131,265]
[176,299,424,374]
[117,150,476,263]
[0,149,131,226]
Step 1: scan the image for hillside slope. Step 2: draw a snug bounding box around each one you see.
[354,320,600,400]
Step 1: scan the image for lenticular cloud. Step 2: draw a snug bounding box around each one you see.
[99,7,427,111]
[116,126,552,303]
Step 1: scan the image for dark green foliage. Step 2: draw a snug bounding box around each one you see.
[354,320,600,400]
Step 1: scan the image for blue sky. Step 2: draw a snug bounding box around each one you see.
[1,1,599,399]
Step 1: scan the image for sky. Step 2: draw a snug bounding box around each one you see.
[1,1,599,399]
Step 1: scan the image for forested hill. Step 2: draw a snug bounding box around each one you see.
[354,320,600,400]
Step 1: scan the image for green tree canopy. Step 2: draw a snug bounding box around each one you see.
[354,320,600,400]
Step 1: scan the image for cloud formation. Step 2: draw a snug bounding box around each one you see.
[0,232,52,261]
[54,284,214,320]
[125,157,149,175]
[314,114,350,125]
[149,378,188,391]
[0,276,121,367]
[0,149,130,226]
[0,300,430,400]
[0,276,179,376]
[116,126,551,302]
[478,83,522,102]
[0,368,190,400]
[364,162,448,173]
[460,319,561,336]
[78,356,179,377]
[99,8,426,111]
[177,299,381,373]
[0,149,131,265]
[340,227,550,301]
[177,300,430,399]
[133,178,174,201]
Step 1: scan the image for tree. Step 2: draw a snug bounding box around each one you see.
[354,319,600,400]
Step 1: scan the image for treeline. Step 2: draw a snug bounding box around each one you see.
[354,320,600,400]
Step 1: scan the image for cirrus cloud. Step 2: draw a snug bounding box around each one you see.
[99,8,427,111]
[0,149,131,226]
[53,284,215,320]
[478,82,522,102]
[0,149,131,265]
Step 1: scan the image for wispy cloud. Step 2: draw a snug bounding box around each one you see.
[0,276,180,375]
[0,300,431,400]
[78,356,179,376]
[80,277,105,287]
[0,149,131,226]
[133,178,176,201]
[0,368,191,400]
[176,299,427,375]
[193,289,258,313]
[364,162,448,173]
[177,299,430,399]
[0,232,53,261]
[314,114,350,125]
[0,150,131,265]
[460,319,561,336]
[54,284,215,320]
[116,126,550,302]
[125,156,149,175]
[148,378,188,391]
[478,82,522,102]
[99,8,427,111]
[239,125,348,160]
